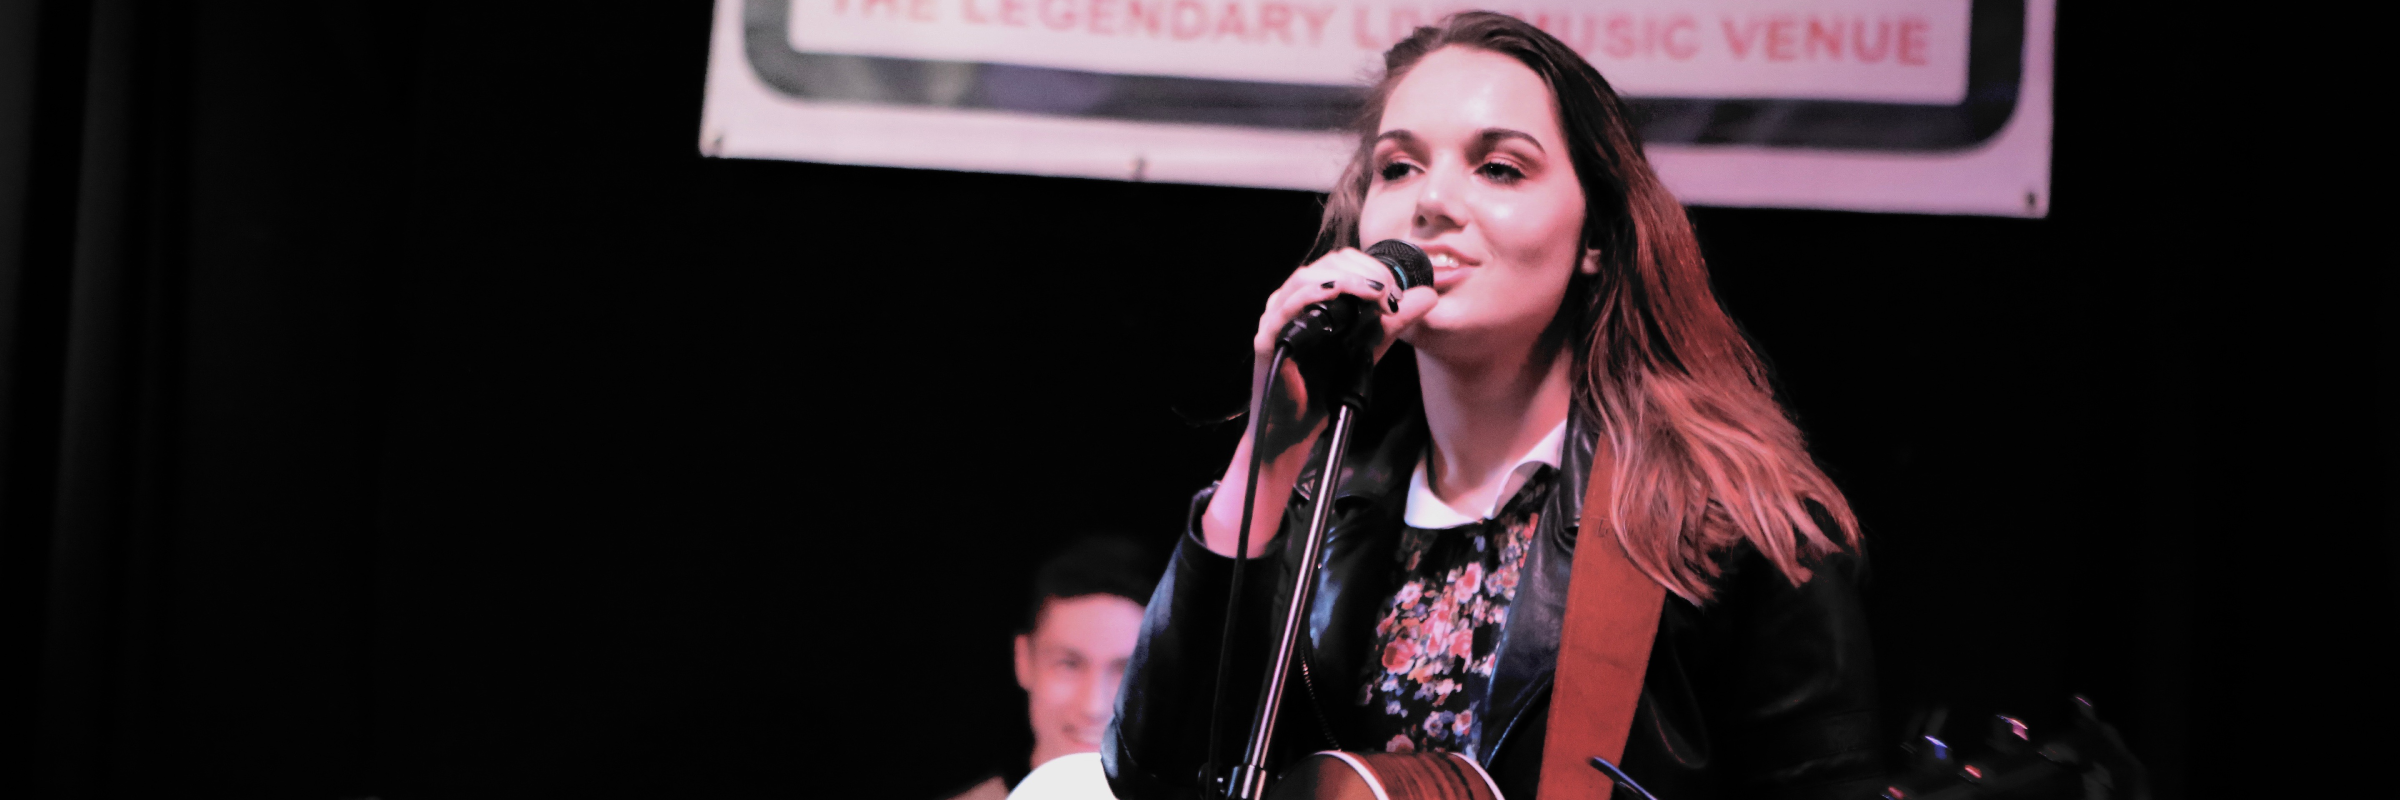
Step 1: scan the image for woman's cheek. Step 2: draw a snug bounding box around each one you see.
[1475,199,1531,259]
[1493,200,1577,269]
[1359,193,1411,241]
[1479,191,1546,236]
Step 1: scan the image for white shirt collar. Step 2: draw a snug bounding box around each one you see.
[1403,418,1569,529]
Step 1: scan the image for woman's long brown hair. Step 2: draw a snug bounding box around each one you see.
[1311,12,1859,602]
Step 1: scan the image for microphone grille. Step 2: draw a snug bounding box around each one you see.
[1366,240,1435,292]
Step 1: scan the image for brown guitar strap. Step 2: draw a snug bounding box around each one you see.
[1535,448,1666,798]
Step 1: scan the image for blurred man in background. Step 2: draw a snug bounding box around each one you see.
[944,537,1161,800]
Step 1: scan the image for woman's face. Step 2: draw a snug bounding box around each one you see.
[1361,46,1591,356]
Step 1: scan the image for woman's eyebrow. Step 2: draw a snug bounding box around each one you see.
[1371,128,1545,154]
[1478,128,1545,153]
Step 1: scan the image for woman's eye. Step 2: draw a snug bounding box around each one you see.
[1478,162,1525,183]
[1379,161,1415,182]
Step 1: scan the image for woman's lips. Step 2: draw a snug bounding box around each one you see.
[1433,264,1467,291]
[1421,246,1476,291]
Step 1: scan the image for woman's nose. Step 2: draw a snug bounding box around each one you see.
[1413,162,1468,233]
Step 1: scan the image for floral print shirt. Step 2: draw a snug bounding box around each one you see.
[1356,466,1552,755]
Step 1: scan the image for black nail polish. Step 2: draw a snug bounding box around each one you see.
[1367,279,1385,291]
[1321,281,1335,289]
[1388,295,1401,312]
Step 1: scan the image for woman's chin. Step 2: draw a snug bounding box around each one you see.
[1407,308,1564,364]
[1414,304,1504,342]
[1402,317,1477,357]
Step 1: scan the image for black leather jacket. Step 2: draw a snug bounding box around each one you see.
[1104,408,1886,800]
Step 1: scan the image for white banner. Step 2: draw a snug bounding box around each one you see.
[701,0,2053,216]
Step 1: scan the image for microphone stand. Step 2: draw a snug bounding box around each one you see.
[1214,241,1427,799]
[1225,372,1370,800]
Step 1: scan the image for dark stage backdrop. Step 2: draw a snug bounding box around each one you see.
[0,2,2386,800]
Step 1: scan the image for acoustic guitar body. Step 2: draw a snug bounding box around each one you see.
[1265,751,1504,800]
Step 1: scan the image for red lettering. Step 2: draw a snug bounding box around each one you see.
[1039,0,1075,28]
[1603,15,1636,59]
[1898,17,1928,65]
[1088,0,1117,33]
[1171,0,1207,39]
[962,0,992,24]
[1852,18,1889,63]
[1213,2,1248,40]
[1595,15,1699,61]
[1527,10,1587,52]
[861,0,901,16]
[1806,17,1840,60]
[1122,0,1164,36]
[1663,15,1697,60]
[1766,15,1797,61]
[1722,17,1761,59]
[998,0,1026,25]
[1257,3,1294,44]
[1298,4,1332,45]
[1354,6,1377,48]
[1525,9,1564,37]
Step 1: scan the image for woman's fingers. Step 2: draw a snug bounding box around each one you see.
[1236,247,1436,473]
[1375,285,1439,359]
[1255,277,1399,353]
[1253,249,1413,354]
[1280,273,1391,317]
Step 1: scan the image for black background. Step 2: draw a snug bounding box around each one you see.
[0,2,2386,799]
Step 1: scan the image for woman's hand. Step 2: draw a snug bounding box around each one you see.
[1200,248,1438,558]
[1249,248,1435,364]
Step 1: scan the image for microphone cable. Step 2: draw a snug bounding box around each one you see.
[1193,241,1427,798]
[1203,343,1287,799]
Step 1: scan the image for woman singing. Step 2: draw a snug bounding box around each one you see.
[1105,12,1880,800]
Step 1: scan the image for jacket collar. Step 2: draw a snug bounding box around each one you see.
[1291,400,1602,765]
[1291,400,1591,514]
[1404,418,1569,528]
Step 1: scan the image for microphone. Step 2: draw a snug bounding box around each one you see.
[1276,240,1435,357]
